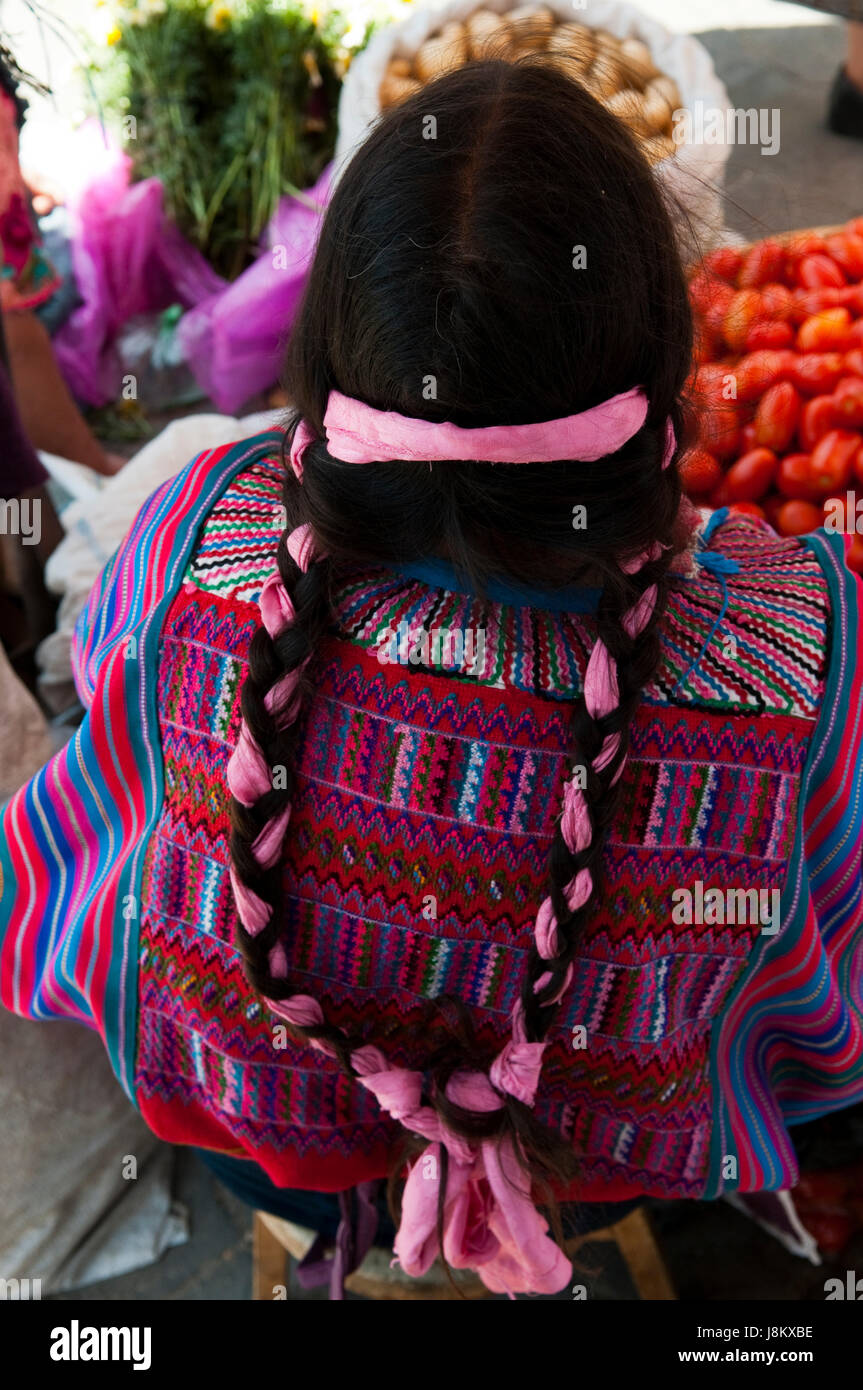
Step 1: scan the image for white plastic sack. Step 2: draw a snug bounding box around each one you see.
[335,0,733,250]
[37,409,282,709]
[0,1007,188,1294]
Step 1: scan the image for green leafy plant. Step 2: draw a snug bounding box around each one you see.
[92,0,377,279]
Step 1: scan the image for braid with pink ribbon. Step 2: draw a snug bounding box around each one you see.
[226,387,677,1295]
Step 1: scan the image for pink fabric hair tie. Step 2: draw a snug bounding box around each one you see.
[289,419,315,480]
[290,388,676,476]
[489,1039,547,1107]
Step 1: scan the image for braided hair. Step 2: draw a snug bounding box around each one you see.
[228,57,693,1290]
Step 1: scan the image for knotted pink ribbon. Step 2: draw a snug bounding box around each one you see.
[290,387,676,478]
[356,1031,570,1292]
[263,994,568,1293]
[394,1133,571,1295]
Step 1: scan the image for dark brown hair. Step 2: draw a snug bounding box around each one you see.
[229,56,693,1242]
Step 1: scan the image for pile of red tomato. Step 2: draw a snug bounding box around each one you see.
[683,218,863,570]
[794,1166,863,1256]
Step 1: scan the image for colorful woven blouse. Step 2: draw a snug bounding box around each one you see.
[3,430,863,1205]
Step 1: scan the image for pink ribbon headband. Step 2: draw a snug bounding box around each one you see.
[291,388,675,476]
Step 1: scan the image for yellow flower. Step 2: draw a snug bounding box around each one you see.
[205,3,232,28]
[106,24,123,44]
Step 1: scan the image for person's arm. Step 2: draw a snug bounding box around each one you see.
[0,325,47,498]
[0,340,62,660]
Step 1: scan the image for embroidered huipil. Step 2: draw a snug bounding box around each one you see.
[2,432,863,1202]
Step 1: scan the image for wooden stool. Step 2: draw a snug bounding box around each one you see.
[567,1206,676,1301]
[252,1204,675,1301]
[253,1210,489,1299]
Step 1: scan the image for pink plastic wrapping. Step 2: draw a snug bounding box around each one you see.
[177,164,332,413]
[53,122,226,407]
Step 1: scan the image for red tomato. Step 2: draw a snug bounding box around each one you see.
[702,246,744,283]
[725,448,778,501]
[738,238,787,288]
[740,421,758,452]
[809,429,861,495]
[846,217,863,240]
[733,349,793,401]
[844,284,863,316]
[688,268,725,315]
[708,478,731,508]
[753,381,801,452]
[691,362,731,402]
[832,377,863,427]
[744,319,794,351]
[722,289,766,352]
[788,352,846,396]
[785,231,828,262]
[845,348,863,379]
[775,498,823,536]
[692,323,718,364]
[855,442,863,488]
[698,403,740,458]
[797,307,853,353]
[759,282,794,321]
[825,233,863,281]
[678,447,723,496]
[848,318,863,348]
[702,283,736,338]
[800,1212,854,1255]
[796,253,847,289]
[790,287,848,323]
[795,1171,852,1205]
[762,493,785,528]
[799,395,839,450]
[728,501,766,520]
[777,453,820,502]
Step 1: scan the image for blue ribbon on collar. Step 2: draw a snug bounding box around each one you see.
[671,507,740,695]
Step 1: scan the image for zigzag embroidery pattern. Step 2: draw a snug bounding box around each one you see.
[133,457,827,1196]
